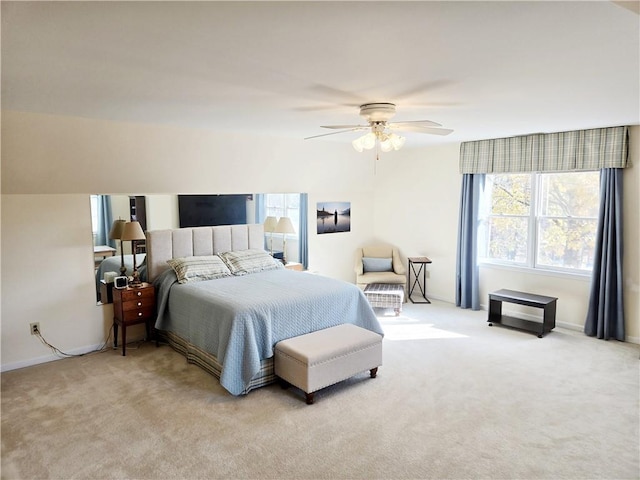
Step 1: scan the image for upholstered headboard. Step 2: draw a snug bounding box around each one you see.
[146,224,265,282]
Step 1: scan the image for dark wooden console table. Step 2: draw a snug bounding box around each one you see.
[488,289,557,338]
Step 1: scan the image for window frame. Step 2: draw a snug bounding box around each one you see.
[479,171,599,277]
[264,193,300,238]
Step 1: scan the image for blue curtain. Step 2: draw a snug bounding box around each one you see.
[254,194,267,250]
[299,193,309,269]
[584,168,625,341]
[254,194,266,224]
[455,174,484,310]
[95,195,114,248]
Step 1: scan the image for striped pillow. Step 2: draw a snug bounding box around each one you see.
[167,256,232,284]
[218,249,283,276]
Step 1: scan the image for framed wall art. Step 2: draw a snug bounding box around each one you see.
[317,202,351,234]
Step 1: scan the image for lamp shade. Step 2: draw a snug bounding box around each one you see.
[108,219,127,240]
[275,216,296,234]
[263,216,278,233]
[120,221,146,241]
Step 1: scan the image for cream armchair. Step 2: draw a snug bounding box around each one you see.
[355,244,407,297]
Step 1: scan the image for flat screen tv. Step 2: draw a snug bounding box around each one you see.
[178,194,248,228]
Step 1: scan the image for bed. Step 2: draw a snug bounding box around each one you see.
[147,224,383,395]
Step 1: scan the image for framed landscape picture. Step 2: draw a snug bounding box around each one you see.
[317,202,351,234]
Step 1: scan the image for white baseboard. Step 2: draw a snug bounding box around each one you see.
[0,334,147,373]
[1,342,107,373]
[478,302,639,344]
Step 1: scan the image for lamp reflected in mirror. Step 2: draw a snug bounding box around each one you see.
[120,221,146,286]
[275,217,295,264]
[263,216,278,255]
[108,219,127,275]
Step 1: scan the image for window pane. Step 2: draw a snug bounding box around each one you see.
[90,195,99,234]
[265,193,300,234]
[537,218,597,270]
[486,216,529,263]
[538,171,600,217]
[480,171,598,274]
[490,174,531,215]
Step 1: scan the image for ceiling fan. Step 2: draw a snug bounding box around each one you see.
[305,102,453,153]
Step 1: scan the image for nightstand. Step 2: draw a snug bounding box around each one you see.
[112,282,156,356]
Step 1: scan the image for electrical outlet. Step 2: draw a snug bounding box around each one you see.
[30,322,40,335]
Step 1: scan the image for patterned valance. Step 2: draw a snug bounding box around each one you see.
[460,126,629,174]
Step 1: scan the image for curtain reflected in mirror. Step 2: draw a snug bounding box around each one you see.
[91,193,308,305]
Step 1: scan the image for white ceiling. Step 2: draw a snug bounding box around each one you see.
[2,1,639,146]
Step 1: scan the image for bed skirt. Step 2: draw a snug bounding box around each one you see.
[156,329,277,394]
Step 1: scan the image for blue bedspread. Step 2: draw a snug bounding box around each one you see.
[154,269,383,395]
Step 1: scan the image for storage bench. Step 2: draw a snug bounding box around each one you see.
[274,324,383,404]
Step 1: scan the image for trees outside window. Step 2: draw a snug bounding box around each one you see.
[479,171,599,273]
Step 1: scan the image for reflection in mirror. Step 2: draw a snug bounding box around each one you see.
[91,193,306,305]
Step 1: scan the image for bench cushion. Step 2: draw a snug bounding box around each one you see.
[274,324,382,395]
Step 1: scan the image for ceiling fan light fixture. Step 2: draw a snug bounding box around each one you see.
[362,132,376,150]
[310,102,451,156]
[380,138,393,153]
[390,133,406,150]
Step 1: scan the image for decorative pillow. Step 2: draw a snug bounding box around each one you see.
[218,249,283,276]
[167,256,232,284]
[362,257,393,273]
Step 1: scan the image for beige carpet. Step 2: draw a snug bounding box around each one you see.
[2,300,639,479]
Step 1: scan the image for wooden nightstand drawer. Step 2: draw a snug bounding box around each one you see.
[120,287,155,302]
[121,306,155,322]
[122,297,155,312]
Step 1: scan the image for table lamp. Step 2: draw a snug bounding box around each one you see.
[275,216,295,264]
[108,218,127,275]
[121,221,146,286]
[263,216,278,255]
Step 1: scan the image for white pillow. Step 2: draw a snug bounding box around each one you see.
[362,257,393,273]
[218,249,283,275]
[167,256,231,284]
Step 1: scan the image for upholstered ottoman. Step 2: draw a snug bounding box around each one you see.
[364,283,404,316]
[274,324,383,404]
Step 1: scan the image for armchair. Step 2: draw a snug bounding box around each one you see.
[355,244,407,298]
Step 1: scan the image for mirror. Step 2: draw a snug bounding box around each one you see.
[92,193,304,305]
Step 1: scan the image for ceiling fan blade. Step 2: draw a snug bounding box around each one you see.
[304,127,367,140]
[392,80,456,101]
[293,103,361,112]
[389,119,443,128]
[320,124,367,130]
[391,124,454,136]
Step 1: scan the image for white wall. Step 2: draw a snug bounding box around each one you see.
[372,143,461,302]
[2,195,113,368]
[142,194,180,230]
[2,111,638,372]
[1,111,376,369]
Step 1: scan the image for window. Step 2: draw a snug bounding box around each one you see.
[90,194,99,240]
[478,171,600,274]
[264,193,300,234]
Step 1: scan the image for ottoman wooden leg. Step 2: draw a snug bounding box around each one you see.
[305,392,315,405]
[370,367,378,378]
